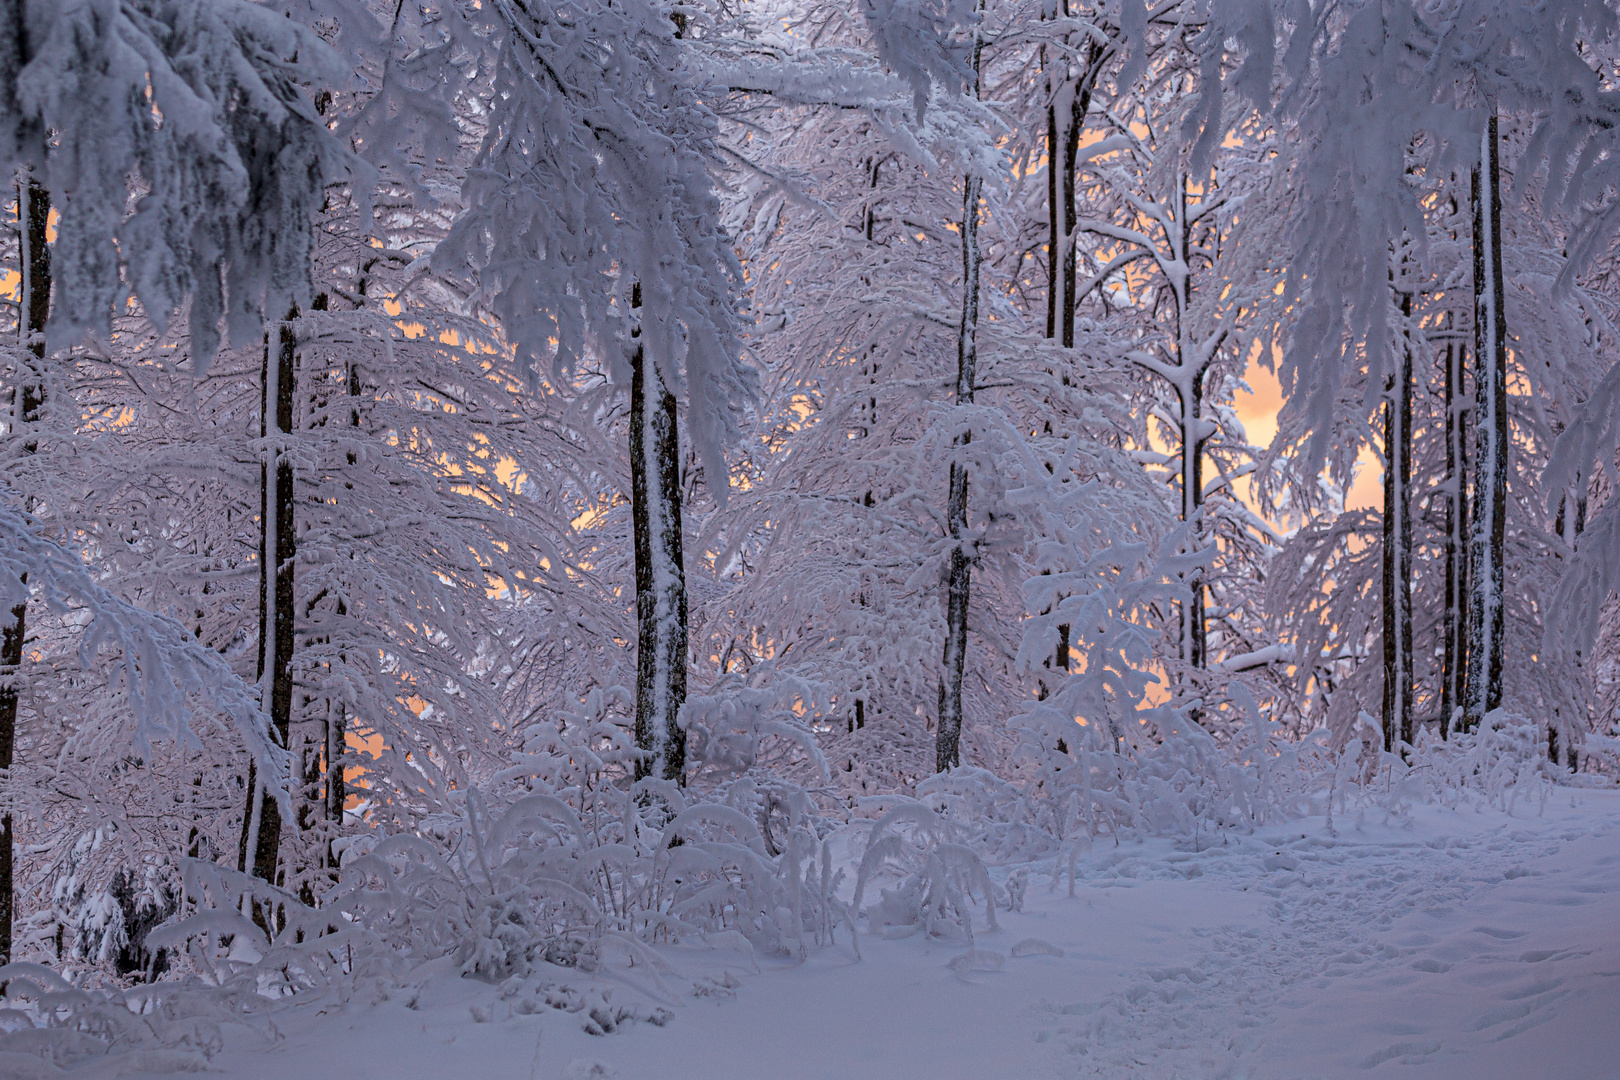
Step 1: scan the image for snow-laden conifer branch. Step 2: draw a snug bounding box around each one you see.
[0,499,288,808]
[6,0,356,363]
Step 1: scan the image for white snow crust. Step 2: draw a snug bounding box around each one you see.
[74,793,1620,1080]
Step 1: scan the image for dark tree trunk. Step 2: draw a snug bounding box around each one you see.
[636,0,690,784]
[1,176,49,965]
[1463,112,1508,731]
[1042,22,1099,685]
[1038,621,1072,701]
[239,313,298,887]
[325,698,346,826]
[315,297,358,873]
[1382,286,1415,756]
[1059,67,1080,350]
[938,30,984,774]
[1045,60,1058,341]
[325,337,359,841]
[1550,475,1586,769]
[1046,27,1102,351]
[630,284,688,784]
[1181,359,1207,671]
[1440,335,1468,738]
[1168,176,1209,674]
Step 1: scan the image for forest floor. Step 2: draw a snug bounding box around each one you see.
[114,789,1620,1080]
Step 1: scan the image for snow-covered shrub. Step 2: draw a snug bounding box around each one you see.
[0,959,266,1073]
[1401,711,1555,813]
[1292,710,1573,829]
[345,783,854,972]
[914,766,1062,864]
[852,801,1000,943]
[71,867,177,982]
[149,698,857,993]
[681,665,831,789]
[915,710,1340,871]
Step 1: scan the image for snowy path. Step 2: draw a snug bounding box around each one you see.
[1042,794,1620,1079]
[118,792,1620,1080]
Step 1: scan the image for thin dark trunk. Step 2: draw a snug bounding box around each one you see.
[1463,112,1508,731]
[1059,74,1080,350]
[630,284,688,784]
[1382,286,1415,755]
[1045,78,1058,340]
[239,312,298,886]
[1046,28,1101,350]
[320,300,357,870]
[1550,473,1586,769]
[325,341,358,842]
[1182,364,1207,670]
[1440,334,1468,738]
[1172,176,1208,673]
[938,29,984,774]
[325,698,346,825]
[1,176,49,965]
[857,147,885,249]
[1041,23,1095,685]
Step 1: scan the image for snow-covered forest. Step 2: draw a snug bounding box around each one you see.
[3,1,1620,1076]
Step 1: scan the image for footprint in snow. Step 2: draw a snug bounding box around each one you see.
[1358,1038,1443,1068]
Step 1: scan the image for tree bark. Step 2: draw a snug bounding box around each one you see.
[1058,66,1080,351]
[1439,334,1468,738]
[938,29,984,774]
[324,698,345,823]
[1046,29,1103,350]
[1043,23,1102,678]
[1045,42,1058,342]
[324,330,359,844]
[1550,474,1586,768]
[1179,364,1207,671]
[1172,176,1208,672]
[1,176,49,965]
[1463,112,1508,731]
[637,0,690,785]
[630,284,688,784]
[1382,285,1414,756]
[239,312,298,886]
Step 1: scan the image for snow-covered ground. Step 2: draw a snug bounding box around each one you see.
[103,792,1620,1080]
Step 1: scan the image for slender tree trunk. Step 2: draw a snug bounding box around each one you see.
[1550,474,1586,768]
[1041,52,1060,686]
[1172,176,1208,672]
[637,0,690,784]
[324,698,345,823]
[1047,29,1101,351]
[1043,25,1100,680]
[1440,333,1468,738]
[1463,112,1508,731]
[1382,285,1415,755]
[1,176,49,965]
[1058,68,1080,350]
[239,312,298,886]
[630,284,688,784]
[1179,364,1207,670]
[938,28,985,774]
[852,345,877,735]
[324,335,358,855]
[1045,42,1058,342]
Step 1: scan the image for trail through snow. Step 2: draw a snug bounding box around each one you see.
[114,792,1620,1080]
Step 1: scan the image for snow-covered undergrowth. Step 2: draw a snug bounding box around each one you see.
[10,785,1620,1080]
[0,705,1595,1076]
